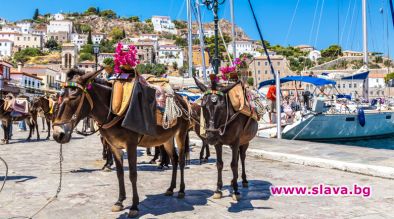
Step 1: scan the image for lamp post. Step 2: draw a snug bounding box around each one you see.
[203,0,226,76]
[93,44,100,72]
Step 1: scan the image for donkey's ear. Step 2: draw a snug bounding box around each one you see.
[221,81,241,93]
[193,76,207,92]
[80,67,104,83]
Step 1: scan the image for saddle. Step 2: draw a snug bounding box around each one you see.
[4,98,30,115]
[228,83,260,121]
[111,79,135,116]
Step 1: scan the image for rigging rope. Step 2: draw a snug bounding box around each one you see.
[285,0,300,45]
[345,0,358,49]
[247,0,276,79]
[340,0,353,45]
[314,0,326,47]
[308,0,320,45]
[390,0,394,27]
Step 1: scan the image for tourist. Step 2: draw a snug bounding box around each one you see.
[267,84,276,124]
[18,120,27,132]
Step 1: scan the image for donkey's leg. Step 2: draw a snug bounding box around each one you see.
[213,144,224,199]
[111,148,126,212]
[150,146,160,164]
[205,141,210,160]
[34,118,40,140]
[230,145,241,201]
[240,143,249,188]
[26,120,33,141]
[126,146,140,218]
[199,140,206,164]
[159,145,170,168]
[46,118,51,140]
[175,132,187,198]
[163,139,178,196]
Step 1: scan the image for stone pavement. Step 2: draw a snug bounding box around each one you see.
[0,126,394,219]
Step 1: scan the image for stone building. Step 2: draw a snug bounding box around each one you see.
[61,43,78,70]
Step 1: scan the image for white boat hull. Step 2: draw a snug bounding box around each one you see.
[282,111,394,140]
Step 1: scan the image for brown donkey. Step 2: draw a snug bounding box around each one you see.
[194,77,258,201]
[0,98,40,143]
[52,69,190,218]
[31,96,57,140]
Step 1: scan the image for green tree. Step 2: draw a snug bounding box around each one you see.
[87,30,93,45]
[100,10,117,19]
[85,7,98,15]
[79,53,94,61]
[13,48,43,64]
[247,77,254,86]
[33,9,39,20]
[384,59,392,67]
[175,37,187,48]
[44,38,60,51]
[321,45,342,58]
[145,18,152,23]
[96,7,100,14]
[81,44,93,54]
[99,39,116,53]
[103,57,114,68]
[204,34,231,61]
[122,29,126,38]
[384,72,394,84]
[109,27,124,41]
[128,16,140,22]
[80,24,92,33]
[173,20,187,29]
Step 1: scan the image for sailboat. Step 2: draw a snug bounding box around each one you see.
[260,0,394,141]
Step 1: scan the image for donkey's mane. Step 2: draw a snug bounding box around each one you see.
[66,68,85,81]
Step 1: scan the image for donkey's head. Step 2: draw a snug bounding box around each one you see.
[53,68,99,144]
[194,77,238,145]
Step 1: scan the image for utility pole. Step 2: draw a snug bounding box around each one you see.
[203,0,225,75]
[187,0,193,78]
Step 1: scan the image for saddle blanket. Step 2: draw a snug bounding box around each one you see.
[228,83,262,121]
[111,79,135,116]
[13,98,29,114]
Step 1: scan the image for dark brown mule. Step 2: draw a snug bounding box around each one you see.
[52,69,191,218]
[194,77,258,201]
[189,103,210,164]
[0,98,40,143]
[31,96,57,140]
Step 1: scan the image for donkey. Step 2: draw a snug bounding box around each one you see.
[194,77,258,201]
[31,96,57,140]
[0,98,40,143]
[52,69,191,218]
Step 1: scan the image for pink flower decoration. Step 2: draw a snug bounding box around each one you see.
[114,42,139,73]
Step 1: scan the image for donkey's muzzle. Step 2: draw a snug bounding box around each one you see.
[53,124,72,144]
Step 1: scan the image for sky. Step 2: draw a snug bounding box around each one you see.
[1,0,393,58]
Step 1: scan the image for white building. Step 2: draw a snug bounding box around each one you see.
[52,13,65,21]
[295,44,315,52]
[308,50,321,62]
[158,44,184,67]
[197,29,214,38]
[140,34,159,41]
[1,25,21,33]
[16,22,32,34]
[98,53,115,65]
[0,32,21,43]
[228,40,262,58]
[11,66,43,95]
[14,33,43,49]
[151,16,177,34]
[47,20,73,37]
[92,33,105,45]
[71,33,88,50]
[0,40,13,58]
[0,18,7,26]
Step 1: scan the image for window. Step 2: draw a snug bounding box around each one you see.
[349,84,352,88]
[354,83,357,88]
[257,61,260,66]
[277,62,280,66]
[343,84,345,88]
[258,70,261,74]
[265,70,268,74]
[338,84,341,88]
[265,62,268,66]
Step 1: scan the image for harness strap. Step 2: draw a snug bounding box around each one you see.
[100,115,125,129]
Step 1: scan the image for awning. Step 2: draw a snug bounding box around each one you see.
[340,71,369,80]
[258,76,336,89]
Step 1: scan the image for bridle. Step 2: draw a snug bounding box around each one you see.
[202,90,240,136]
[52,81,94,129]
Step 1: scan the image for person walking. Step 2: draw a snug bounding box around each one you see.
[18,120,27,131]
[267,84,276,124]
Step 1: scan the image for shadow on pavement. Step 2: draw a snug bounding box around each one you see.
[227,180,273,212]
[0,175,37,183]
[115,189,212,218]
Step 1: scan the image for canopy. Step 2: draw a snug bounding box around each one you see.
[258,76,336,89]
[176,91,202,102]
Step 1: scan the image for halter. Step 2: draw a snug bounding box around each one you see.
[202,90,240,136]
[53,81,94,129]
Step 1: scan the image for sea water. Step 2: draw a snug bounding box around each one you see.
[330,136,394,150]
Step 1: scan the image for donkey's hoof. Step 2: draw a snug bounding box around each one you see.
[111,204,123,212]
[177,192,185,199]
[212,191,222,199]
[242,182,249,188]
[103,166,112,172]
[165,190,174,196]
[128,209,139,218]
[232,193,241,201]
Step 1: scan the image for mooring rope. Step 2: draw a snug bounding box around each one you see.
[0,156,8,195]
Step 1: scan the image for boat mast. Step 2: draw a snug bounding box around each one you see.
[362,0,369,99]
[187,0,193,78]
[195,0,208,82]
[230,0,236,59]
